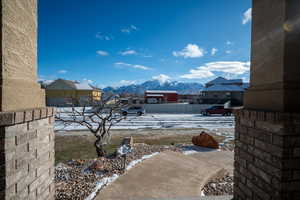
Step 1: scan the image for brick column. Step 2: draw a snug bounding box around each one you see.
[234,0,300,199]
[0,0,55,199]
[0,108,55,200]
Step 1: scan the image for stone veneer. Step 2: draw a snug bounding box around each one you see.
[234,109,300,200]
[0,107,55,200]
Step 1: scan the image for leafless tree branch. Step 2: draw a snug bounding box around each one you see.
[55,94,128,157]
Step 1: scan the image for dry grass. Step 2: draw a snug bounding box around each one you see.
[55,133,225,164]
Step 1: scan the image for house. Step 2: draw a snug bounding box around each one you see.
[145,90,178,104]
[45,79,102,106]
[178,94,201,104]
[205,77,243,87]
[200,77,249,106]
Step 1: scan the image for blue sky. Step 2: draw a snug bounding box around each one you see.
[38,0,252,88]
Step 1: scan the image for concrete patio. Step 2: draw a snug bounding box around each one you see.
[95,151,233,200]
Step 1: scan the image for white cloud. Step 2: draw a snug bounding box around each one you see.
[242,8,252,25]
[152,74,171,83]
[120,50,137,56]
[211,48,218,56]
[130,25,138,30]
[173,44,204,58]
[96,50,109,56]
[226,50,231,54]
[58,70,67,74]
[121,28,130,33]
[181,61,250,79]
[181,69,214,79]
[133,65,151,70]
[95,32,113,40]
[115,62,152,70]
[121,25,139,34]
[226,41,233,45]
[82,78,94,84]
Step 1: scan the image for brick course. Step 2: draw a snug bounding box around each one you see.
[234,109,300,200]
[0,107,55,200]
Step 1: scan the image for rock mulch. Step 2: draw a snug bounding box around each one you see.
[55,142,234,200]
[55,143,181,200]
[201,173,234,196]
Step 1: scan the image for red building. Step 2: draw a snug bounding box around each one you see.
[145,90,178,103]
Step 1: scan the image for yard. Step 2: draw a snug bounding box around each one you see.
[55,132,233,165]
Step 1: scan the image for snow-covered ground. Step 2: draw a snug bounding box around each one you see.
[55,113,234,131]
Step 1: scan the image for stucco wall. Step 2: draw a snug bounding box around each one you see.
[0,0,45,111]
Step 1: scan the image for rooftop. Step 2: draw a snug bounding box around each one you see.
[206,77,243,85]
[202,84,244,92]
[45,79,100,91]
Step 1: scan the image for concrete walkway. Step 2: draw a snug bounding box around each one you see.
[189,151,234,175]
[95,151,233,200]
[151,196,233,200]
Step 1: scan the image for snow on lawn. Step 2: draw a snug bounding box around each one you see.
[56,107,93,113]
[55,114,235,131]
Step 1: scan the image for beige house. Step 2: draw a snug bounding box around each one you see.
[45,79,101,106]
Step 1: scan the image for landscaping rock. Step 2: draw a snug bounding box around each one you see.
[201,173,233,196]
[55,143,181,200]
[192,132,219,149]
[89,159,104,171]
[121,136,134,147]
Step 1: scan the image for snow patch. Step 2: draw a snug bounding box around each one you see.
[55,113,235,131]
[201,190,206,196]
[85,174,119,200]
[182,145,219,155]
[126,152,159,170]
[85,152,159,200]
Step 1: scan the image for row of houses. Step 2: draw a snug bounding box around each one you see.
[143,77,248,106]
[40,77,249,107]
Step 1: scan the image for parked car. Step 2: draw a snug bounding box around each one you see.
[202,106,232,116]
[121,106,145,116]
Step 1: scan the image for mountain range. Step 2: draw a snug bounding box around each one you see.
[102,80,204,95]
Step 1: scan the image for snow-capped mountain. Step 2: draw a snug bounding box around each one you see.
[102,80,203,95]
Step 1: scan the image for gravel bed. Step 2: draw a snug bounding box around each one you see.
[55,143,181,200]
[201,174,234,196]
[55,142,233,200]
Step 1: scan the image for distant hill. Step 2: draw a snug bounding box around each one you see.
[102,80,203,95]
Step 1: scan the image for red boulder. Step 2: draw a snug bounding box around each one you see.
[89,160,104,171]
[192,132,219,149]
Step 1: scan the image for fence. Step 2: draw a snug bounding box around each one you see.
[144,103,222,114]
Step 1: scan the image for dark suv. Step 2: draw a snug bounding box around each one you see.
[202,106,232,116]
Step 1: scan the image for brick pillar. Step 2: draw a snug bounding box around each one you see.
[0,108,55,200]
[234,0,300,199]
[0,0,55,199]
